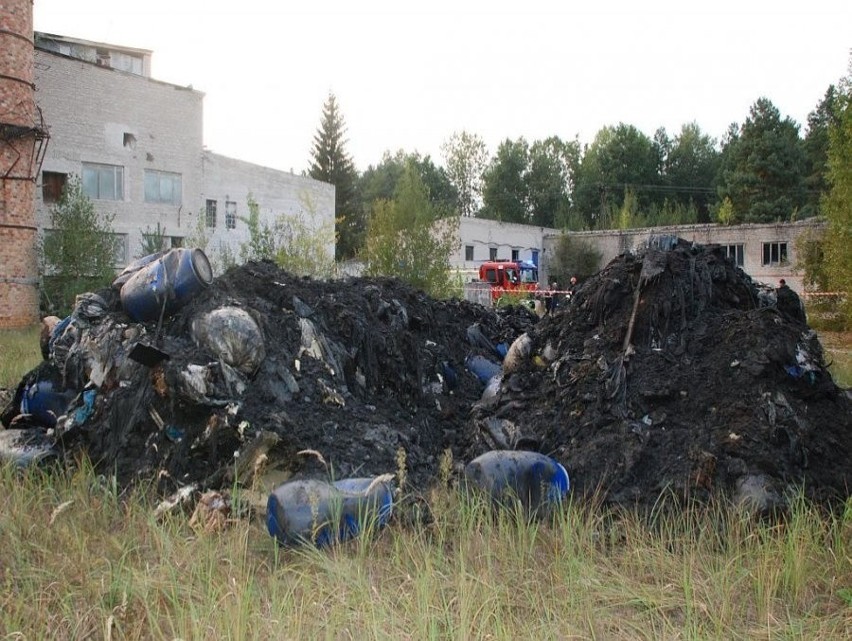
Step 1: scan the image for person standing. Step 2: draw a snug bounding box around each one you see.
[545,282,558,314]
[776,279,807,324]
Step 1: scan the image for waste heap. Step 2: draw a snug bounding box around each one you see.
[2,256,536,499]
[478,237,851,511]
[2,239,850,514]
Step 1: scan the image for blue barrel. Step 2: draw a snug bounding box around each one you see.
[267,476,394,547]
[120,248,213,322]
[19,381,76,428]
[464,450,570,514]
[464,354,502,385]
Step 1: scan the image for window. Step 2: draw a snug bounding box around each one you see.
[484,268,498,283]
[531,249,539,266]
[225,200,237,229]
[762,242,788,266]
[113,233,128,266]
[170,236,184,248]
[465,245,474,261]
[205,199,217,228]
[724,243,744,267]
[42,171,67,204]
[144,170,182,205]
[489,247,498,261]
[82,163,124,200]
[511,248,519,261]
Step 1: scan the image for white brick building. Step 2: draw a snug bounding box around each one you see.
[33,33,334,271]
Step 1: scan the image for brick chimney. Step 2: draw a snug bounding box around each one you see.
[1,0,47,327]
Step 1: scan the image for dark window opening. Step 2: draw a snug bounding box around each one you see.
[123,133,136,149]
[42,171,67,204]
[465,245,474,261]
[724,243,744,267]
[511,248,519,261]
[205,199,217,228]
[489,247,498,261]
[225,201,237,230]
[762,242,788,266]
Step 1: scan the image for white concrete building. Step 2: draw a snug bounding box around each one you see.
[33,32,334,270]
[451,215,822,296]
[452,217,557,280]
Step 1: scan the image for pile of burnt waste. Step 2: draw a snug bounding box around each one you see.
[482,237,851,511]
[2,238,850,514]
[2,258,536,500]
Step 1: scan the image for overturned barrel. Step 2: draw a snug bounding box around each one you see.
[120,248,213,322]
[266,476,394,547]
[464,450,570,515]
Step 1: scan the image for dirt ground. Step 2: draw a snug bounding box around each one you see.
[3,240,850,513]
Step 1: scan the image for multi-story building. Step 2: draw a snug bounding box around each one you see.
[33,32,335,271]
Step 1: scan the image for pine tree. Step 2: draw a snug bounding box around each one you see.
[308,93,360,260]
[718,98,807,223]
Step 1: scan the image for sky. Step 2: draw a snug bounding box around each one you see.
[32,0,851,175]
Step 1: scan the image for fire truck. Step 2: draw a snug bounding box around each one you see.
[478,259,540,303]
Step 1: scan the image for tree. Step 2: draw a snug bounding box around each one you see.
[441,131,487,217]
[358,150,457,217]
[571,123,661,228]
[363,162,460,297]
[238,194,334,278]
[480,138,530,223]
[664,122,720,222]
[548,234,602,287]
[40,175,120,315]
[717,97,807,223]
[308,93,360,260]
[138,222,168,256]
[528,136,578,228]
[821,61,852,326]
[803,85,840,216]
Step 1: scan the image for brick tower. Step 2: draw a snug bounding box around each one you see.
[0,0,47,328]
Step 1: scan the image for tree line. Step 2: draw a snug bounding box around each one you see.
[309,75,843,255]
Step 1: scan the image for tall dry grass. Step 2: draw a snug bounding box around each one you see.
[1,460,849,640]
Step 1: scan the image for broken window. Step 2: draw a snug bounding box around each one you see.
[42,171,67,204]
[762,242,788,266]
[144,170,182,205]
[206,199,217,228]
[225,201,237,230]
[82,163,124,200]
[465,245,474,261]
[724,244,744,267]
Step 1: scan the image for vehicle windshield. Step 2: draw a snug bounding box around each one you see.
[505,268,520,284]
[520,267,538,283]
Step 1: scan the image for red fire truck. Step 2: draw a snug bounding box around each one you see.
[478,260,539,303]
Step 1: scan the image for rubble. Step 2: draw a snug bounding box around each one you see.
[1,240,850,516]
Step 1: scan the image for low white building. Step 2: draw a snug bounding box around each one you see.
[33,32,335,271]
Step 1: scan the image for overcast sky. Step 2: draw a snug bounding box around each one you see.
[33,0,850,175]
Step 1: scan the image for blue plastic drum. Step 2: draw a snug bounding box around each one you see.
[267,476,394,547]
[464,450,570,514]
[119,248,213,322]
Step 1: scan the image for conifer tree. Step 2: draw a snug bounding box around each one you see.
[308,93,360,260]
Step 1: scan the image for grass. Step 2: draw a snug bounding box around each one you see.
[0,324,42,389]
[0,464,850,640]
[819,331,852,388]
[1,328,850,639]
